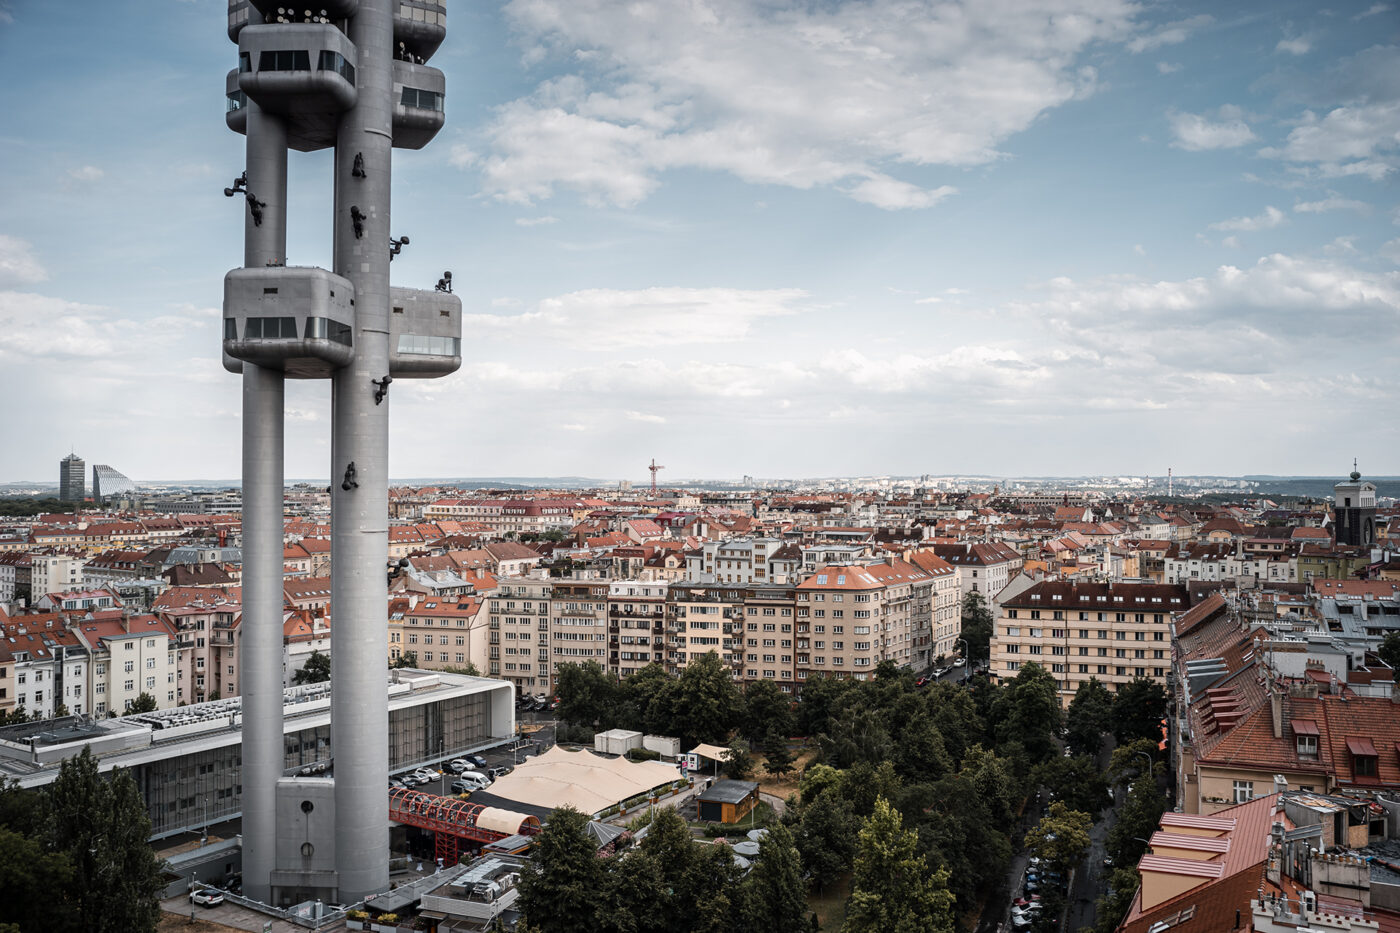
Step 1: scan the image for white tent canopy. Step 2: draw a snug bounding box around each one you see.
[484,745,679,814]
[689,743,732,763]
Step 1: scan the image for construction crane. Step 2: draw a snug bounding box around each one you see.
[648,458,665,495]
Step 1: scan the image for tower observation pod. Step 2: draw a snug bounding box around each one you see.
[220,0,459,907]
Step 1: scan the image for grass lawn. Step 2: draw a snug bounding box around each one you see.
[808,874,851,930]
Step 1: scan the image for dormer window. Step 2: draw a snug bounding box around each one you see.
[1346,737,1378,777]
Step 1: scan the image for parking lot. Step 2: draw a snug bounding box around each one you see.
[390,719,557,799]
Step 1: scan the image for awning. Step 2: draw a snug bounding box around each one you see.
[1291,720,1319,736]
[1346,737,1378,756]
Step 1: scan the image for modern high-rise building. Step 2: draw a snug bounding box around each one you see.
[58,453,85,502]
[221,0,459,906]
[91,464,136,503]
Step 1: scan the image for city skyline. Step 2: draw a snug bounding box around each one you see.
[1,0,1397,481]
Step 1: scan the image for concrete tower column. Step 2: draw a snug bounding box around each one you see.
[330,0,394,902]
[239,98,288,905]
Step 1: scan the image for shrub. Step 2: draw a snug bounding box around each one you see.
[626,747,661,761]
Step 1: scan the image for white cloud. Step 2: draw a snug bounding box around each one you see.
[1221,236,1241,248]
[1354,3,1391,19]
[1276,37,1311,55]
[67,165,104,182]
[476,0,1140,208]
[1168,106,1255,151]
[1126,14,1212,53]
[462,286,808,350]
[515,215,559,227]
[0,291,122,358]
[1134,244,1147,256]
[1156,61,1182,74]
[1209,206,1286,231]
[1293,195,1371,214]
[914,296,943,305]
[625,411,667,424]
[1260,102,1400,180]
[0,235,47,287]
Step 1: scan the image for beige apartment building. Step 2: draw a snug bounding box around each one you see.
[485,577,554,694]
[666,585,746,678]
[795,559,935,684]
[908,550,961,662]
[607,580,668,678]
[989,580,1189,705]
[548,580,610,690]
[400,594,488,672]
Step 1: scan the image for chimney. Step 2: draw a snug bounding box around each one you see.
[1274,774,1287,797]
[1270,686,1283,739]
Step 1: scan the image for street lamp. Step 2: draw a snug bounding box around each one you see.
[1135,750,1154,780]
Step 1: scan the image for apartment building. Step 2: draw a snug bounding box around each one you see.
[684,537,800,585]
[736,585,799,687]
[930,540,1024,599]
[160,592,241,704]
[990,580,1189,705]
[30,551,87,599]
[795,560,934,684]
[1163,541,1297,585]
[607,581,668,678]
[547,581,610,688]
[423,498,582,534]
[666,584,747,678]
[486,577,554,694]
[400,593,487,672]
[907,550,960,662]
[74,612,179,715]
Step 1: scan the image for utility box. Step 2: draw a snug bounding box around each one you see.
[643,735,681,759]
[594,729,643,757]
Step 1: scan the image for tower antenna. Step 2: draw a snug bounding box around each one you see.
[648,458,665,495]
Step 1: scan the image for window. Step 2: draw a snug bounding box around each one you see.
[1297,735,1318,757]
[1355,754,1378,777]
[1233,780,1253,803]
[317,50,355,83]
[401,87,444,111]
[258,49,311,71]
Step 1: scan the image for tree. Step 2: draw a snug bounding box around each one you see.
[1064,677,1113,757]
[555,661,621,729]
[440,661,481,676]
[1033,754,1111,819]
[797,790,858,890]
[724,738,754,780]
[763,730,795,779]
[794,673,855,737]
[742,680,795,743]
[959,591,994,664]
[293,649,331,685]
[843,797,955,933]
[1090,865,1143,933]
[1107,738,1160,785]
[991,663,1062,764]
[918,771,1012,915]
[1380,631,1400,672]
[125,693,157,714]
[46,747,165,932]
[1110,677,1168,747]
[668,652,742,746]
[1023,801,1092,872]
[819,705,893,769]
[736,821,808,933]
[517,806,606,933]
[1106,773,1167,868]
[799,763,844,805]
[392,650,418,669]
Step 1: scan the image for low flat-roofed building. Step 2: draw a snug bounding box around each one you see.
[0,669,513,840]
[695,779,759,824]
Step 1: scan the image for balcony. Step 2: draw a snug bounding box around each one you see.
[389,286,461,378]
[225,69,247,134]
[247,0,357,17]
[393,0,446,61]
[237,24,358,152]
[391,60,445,149]
[222,266,355,377]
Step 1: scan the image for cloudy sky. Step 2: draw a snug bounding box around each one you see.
[0,0,1397,484]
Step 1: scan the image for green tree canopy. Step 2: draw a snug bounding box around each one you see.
[45,747,165,932]
[724,739,755,780]
[293,649,331,685]
[741,679,795,743]
[991,662,1062,764]
[1110,677,1168,747]
[392,650,418,669]
[1106,773,1168,868]
[762,730,795,779]
[797,791,859,890]
[1033,753,1111,820]
[819,705,893,769]
[843,797,955,933]
[735,821,809,933]
[555,661,622,729]
[1023,801,1092,872]
[1064,676,1113,757]
[668,652,742,746]
[517,806,606,933]
[1379,631,1400,672]
[959,591,994,664]
[794,674,856,736]
[125,693,157,714]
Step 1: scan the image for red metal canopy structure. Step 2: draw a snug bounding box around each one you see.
[388,788,541,866]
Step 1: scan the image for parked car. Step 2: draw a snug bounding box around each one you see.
[488,765,513,779]
[190,887,225,907]
[389,778,405,789]
[448,758,470,773]
[412,768,439,783]
[465,755,488,769]
[454,771,491,791]
[449,778,477,794]
[951,657,966,667]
